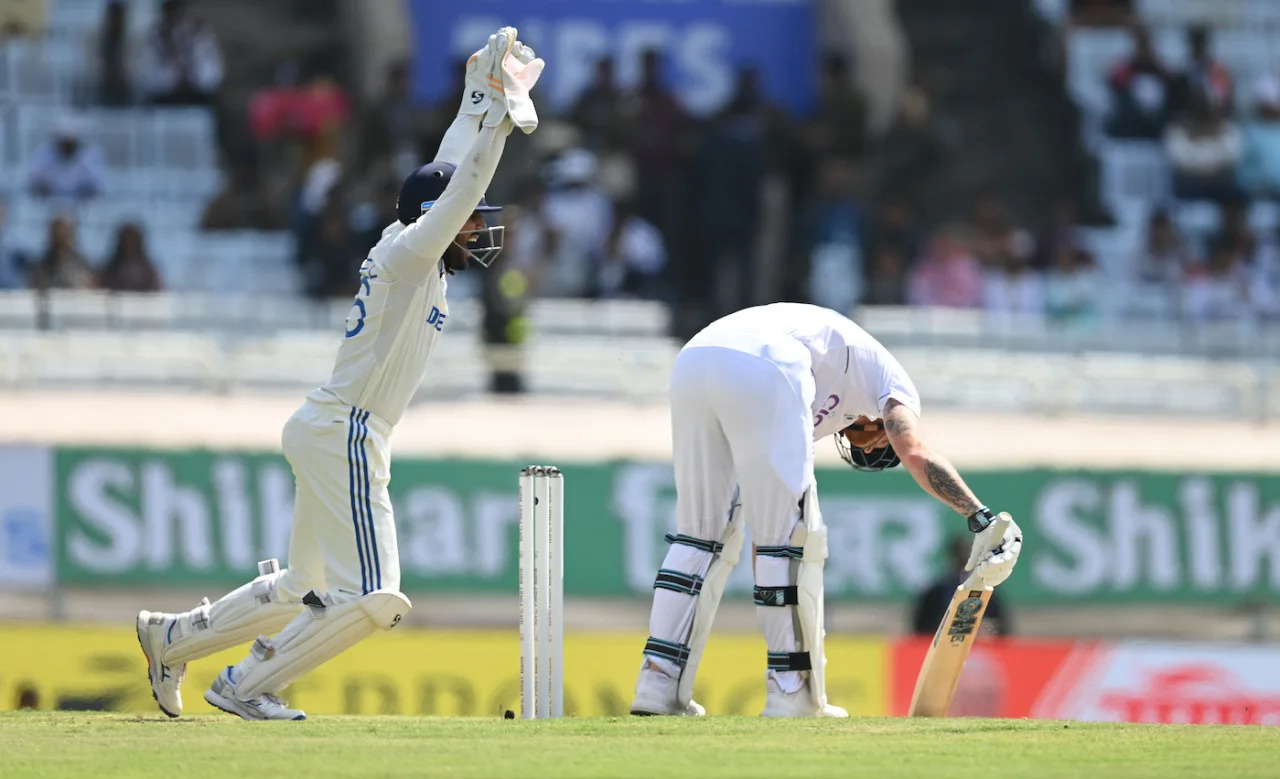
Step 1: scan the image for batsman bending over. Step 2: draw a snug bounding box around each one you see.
[133,28,544,720]
[630,303,1024,717]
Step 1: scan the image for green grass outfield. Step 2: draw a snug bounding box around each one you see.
[1,712,1277,778]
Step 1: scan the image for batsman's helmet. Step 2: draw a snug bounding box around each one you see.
[833,426,902,472]
[396,161,504,267]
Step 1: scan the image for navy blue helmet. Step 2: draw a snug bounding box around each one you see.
[396,162,504,267]
[834,423,902,472]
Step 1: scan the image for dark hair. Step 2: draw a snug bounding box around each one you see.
[105,222,148,268]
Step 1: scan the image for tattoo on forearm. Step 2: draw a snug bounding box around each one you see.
[924,460,981,513]
[884,412,911,437]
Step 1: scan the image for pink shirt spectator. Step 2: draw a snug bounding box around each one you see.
[250,79,351,142]
[908,234,984,307]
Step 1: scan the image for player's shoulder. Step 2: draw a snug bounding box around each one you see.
[368,221,427,279]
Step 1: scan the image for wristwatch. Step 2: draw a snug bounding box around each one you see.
[967,506,995,533]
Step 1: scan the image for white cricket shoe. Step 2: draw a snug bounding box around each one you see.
[761,677,849,718]
[204,667,307,721]
[136,605,199,718]
[629,667,706,716]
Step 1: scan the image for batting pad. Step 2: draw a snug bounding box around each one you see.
[792,486,830,710]
[674,515,744,708]
[161,569,302,666]
[232,590,411,700]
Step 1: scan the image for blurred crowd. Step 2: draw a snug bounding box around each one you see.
[4,2,1279,331]
[0,0,222,293]
[1103,24,1280,321]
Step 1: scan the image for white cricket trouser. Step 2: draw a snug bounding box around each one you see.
[670,342,815,546]
[642,340,817,694]
[279,399,400,602]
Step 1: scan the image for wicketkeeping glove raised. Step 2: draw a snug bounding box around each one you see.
[493,39,543,133]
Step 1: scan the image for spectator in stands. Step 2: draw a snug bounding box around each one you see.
[24,116,106,203]
[592,201,668,300]
[29,217,93,291]
[1105,25,1176,140]
[802,158,863,312]
[623,49,691,265]
[98,223,161,293]
[98,1,131,106]
[804,52,869,161]
[361,59,428,177]
[1212,201,1258,265]
[1166,89,1244,203]
[1254,226,1280,319]
[250,61,351,168]
[1175,26,1233,118]
[1184,242,1257,321]
[908,226,984,308]
[875,80,943,200]
[420,58,467,174]
[1129,210,1191,317]
[862,246,909,306]
[1031,197,1084,271]
[507,181,559,297]
[911,536,1011,638]
[347,173,400,257]
[0,198,28,289]
[140,0,223,106]
[862,196,921,269]
[984,252,1046,318]
[572,58,627,153]
[697,67,776,315]
[1240,76,1280,200]
[292,157,343,282]
[299,200,357,300]
[1045,245,1103,323]
[969,196,1035,271]
[538,148,613,297]
[202,164,264,230]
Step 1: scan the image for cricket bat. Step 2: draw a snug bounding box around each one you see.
[907,572,999,716]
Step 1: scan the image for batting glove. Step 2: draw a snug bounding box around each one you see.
[964,511,1022,588]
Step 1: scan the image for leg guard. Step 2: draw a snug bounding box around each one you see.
[754,485,829,711]
[230,589,411,701]
[157,561,303,666]
[639,512,745,709]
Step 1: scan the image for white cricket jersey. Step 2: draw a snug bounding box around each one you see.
[306,223,450,427]
[305,122,511,428]
[685,302,921,441]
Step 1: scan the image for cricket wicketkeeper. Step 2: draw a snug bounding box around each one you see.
[134,27,543,721]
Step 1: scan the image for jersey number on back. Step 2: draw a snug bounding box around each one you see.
[345,259,377,338]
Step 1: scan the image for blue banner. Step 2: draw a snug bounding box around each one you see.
[409,0,816,117]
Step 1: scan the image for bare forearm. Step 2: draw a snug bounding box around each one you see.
[902,450,983,516]
[882,399,983,516]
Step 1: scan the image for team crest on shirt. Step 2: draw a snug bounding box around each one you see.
[813,394,840,427]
